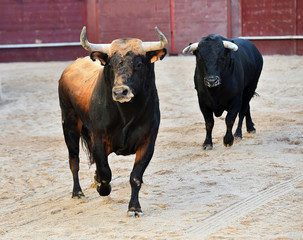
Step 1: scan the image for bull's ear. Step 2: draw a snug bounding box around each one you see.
[147,49,167,63]
[90,51,108,66]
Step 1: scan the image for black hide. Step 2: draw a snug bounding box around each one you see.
[193,34,263,149]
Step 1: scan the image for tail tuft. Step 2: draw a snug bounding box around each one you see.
[80,126,94,165]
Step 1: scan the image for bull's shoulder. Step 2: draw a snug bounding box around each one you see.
[59,56,103,116]
[63,56,102,79]
[60,56,103,88]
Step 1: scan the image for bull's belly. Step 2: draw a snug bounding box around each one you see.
[102,128,148,156]
[206,101,225,117]
[214,108,224,117]
[115,147,136,156]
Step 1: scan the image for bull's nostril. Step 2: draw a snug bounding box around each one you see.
[112,86,131,100]
[122,89,128,96]
[112,86,133,102]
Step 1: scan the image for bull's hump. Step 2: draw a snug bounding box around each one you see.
[109,38,145,57]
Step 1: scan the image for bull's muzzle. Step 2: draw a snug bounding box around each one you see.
[204,76,221,88]
[112,85,134,103]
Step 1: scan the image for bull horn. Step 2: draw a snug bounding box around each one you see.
[80,26,111,53]
[182,42,199,54]
[222,40,238,51]
[141,27,168,52]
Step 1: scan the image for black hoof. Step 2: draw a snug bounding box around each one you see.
[224,142,233,147]
[224,139,234,147]
[72,191,85,199]
[234,134,242,141]
[234,130,242,140]
[97,183,111,196]
[224,135,234,147]
[247,125,256,133]
[127,209,144,218]
[202,143,213,150]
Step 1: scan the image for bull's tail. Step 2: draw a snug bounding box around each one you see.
[80,126,94,165]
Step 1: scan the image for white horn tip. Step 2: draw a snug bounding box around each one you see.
[154,26,168,47]
[80,26,86,39]
[80,26,90,51]
[223,40,239,51]
[182,42,198,54]
[231,45,238,51]
[182,46,191,54]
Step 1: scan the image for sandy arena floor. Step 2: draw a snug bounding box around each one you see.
[0,55,302,239]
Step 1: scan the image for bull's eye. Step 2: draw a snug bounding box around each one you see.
[134,61,143,71]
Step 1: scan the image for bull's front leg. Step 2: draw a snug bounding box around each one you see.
[200,104,214,150]
[92,139,112,196]
[127,136,156,217]
[224,98,242,147]
[224,116,235,147]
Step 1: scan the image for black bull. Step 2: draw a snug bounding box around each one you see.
[183,34,263,149]
[58,27,167,217]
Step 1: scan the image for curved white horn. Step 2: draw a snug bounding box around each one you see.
[222,40,238,51]
[141,27,168,52]
[182,42,199,54]
[80,26,111,53]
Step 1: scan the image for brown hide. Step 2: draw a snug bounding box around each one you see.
[59,56,103,119]
[109,38,145,57]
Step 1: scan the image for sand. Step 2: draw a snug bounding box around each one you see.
[0,55,302,239]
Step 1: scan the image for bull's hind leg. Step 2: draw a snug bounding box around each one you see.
[61,111,85,198]
[234,105,248,139]
[236,86,256,138]
[235,105,256,138]
[235,89,256,139]
[245,105,256,133]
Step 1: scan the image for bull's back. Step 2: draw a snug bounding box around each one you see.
[233,39,263,86]
[59,56,103,119]
[234,39,263,72]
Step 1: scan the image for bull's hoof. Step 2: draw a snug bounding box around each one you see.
[72,191,85,199]
[127,210,144,218]
[247,126,256,133]
[234,136,242,141]
[234,130,242,140]
[97,183,111,196]
[223,139,234,147]
[234,133,242,141]
[224,138,234,147]
[202,143,213,150]
[224,142,233,147]
[223,135,234,147]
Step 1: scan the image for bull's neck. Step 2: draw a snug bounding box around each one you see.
[116,90,156,125]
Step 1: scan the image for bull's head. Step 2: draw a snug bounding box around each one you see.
[80,27,167,103]
[183,35,238,88]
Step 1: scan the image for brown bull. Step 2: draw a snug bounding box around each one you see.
[58,27,167,217]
